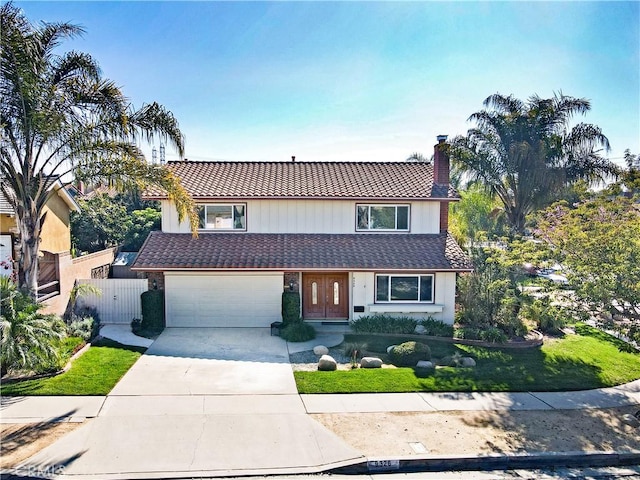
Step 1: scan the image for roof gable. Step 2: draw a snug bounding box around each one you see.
[144,161,457,200]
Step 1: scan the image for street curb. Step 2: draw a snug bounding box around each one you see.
[331,450,640,474]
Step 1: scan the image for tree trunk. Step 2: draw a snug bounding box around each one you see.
[16,206,43,300]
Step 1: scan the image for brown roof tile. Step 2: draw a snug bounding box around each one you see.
[132,232,472,272]
[145,161,457,200]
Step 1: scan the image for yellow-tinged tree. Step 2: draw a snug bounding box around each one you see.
[0,3,198,298]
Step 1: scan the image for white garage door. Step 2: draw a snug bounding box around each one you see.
[165,273,283,327]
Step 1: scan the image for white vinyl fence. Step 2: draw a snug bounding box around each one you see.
[77,278,148,324]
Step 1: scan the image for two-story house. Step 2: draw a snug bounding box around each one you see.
[132,136,471,328]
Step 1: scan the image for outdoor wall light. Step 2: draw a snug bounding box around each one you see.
[289,279,295,291]
[152,279,157,290]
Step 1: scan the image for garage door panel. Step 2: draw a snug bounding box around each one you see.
[165,274,283,327]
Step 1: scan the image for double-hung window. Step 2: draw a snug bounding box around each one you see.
[356,205,409,231]
[375,274,434,303]
[198,204,246,230]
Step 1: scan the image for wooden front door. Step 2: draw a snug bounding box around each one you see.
[302,273,349,319]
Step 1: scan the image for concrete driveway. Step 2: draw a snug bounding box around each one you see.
[109,328,298,395]
[17,327,364,479]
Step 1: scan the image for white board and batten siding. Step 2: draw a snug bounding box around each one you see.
[77,278,148,324]
[161,199,441,234]
[164,272,283,327]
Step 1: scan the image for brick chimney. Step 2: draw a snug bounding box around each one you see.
[433,135,450,233]
[433,135,449,185]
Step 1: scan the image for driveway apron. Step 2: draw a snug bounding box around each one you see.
[16,328,364,479]
[109,327,298,395]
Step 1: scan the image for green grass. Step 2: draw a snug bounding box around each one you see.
[0,339,146,396]
[294,324,640,393]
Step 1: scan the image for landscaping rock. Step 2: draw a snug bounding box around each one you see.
[313,345,329,356]
[460,357,477,367]
[416,360,434,369]
[318,354,337,371]
[386,345,397,354]
[622,414,640,428]
[360,357,383,369]
[414,324,426,334]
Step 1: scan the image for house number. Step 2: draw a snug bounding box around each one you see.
[367,459,400,471]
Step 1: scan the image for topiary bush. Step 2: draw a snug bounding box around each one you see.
[141,290,165,332]
[282,292,300,325]
[389,341,431,367]
[280,320,316,342]
[350,314,417,334]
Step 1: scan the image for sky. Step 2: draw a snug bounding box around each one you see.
[14,1,640,167]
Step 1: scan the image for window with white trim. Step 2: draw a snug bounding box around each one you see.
[356,205,409,231]
[198,204,246,230]
[375,274,434,303]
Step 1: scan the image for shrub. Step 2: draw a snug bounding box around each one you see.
[280,320,315,342]
[350,314,417,334]
[282,292,300,325]
[131,318,142,334]
[480,327,508,343]
[141,290,165,331]
[420,317,454,337]
[342,342,367,359]
[389,341,431,367]
[1,277,66,375]
[454,327,482,340]
[522,300,570,334]
[67,316,100,341]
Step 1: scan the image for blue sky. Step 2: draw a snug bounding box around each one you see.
[16,1,640,166]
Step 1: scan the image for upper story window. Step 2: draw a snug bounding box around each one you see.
[198,204,246,230]
[356,205,409,231]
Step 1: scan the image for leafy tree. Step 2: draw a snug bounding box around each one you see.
[449,184,507,247]
[121,207,161,251]
[71,193,131,253]
[621,150,640,196]
[0,277,65,375]
[450,93,618,234]
[0,3,197,298]
[536,197,640,322]
[456,248,529,337]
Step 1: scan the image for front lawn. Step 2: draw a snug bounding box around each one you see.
[0,339,145,396]
[294,324,640,393]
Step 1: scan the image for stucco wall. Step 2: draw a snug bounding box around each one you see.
[41,248,116,316]
[40,194,72,254]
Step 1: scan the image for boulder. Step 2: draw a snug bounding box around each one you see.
[318,354,337,371]
[416,360,434,369]
[386,345,397,354]
[313,345,329,356]
[414,324,426,334]
[460,357,477,367]
[622,414,640,428]
[360,357,383,368]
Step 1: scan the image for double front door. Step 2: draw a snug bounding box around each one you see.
[302,273,349,319]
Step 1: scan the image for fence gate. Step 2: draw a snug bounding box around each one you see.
[77,279,148,324]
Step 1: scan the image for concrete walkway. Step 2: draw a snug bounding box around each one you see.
[1,326,638,480]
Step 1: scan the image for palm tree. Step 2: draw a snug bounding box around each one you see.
[450,93,619,234]
[0,276,65,375]
[0,3,198,298]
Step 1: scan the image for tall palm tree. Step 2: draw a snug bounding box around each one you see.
[450,93,618,234]
[0,3,198,298]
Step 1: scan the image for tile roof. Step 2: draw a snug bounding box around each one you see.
[144,161,458,200]
[132,232,472,272]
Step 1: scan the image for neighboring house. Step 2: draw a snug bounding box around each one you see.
[0,180,115,314]
[132,136,472,327]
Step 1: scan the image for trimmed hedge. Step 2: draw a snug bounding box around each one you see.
[141,290,165,331]
[282,291,300,324]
